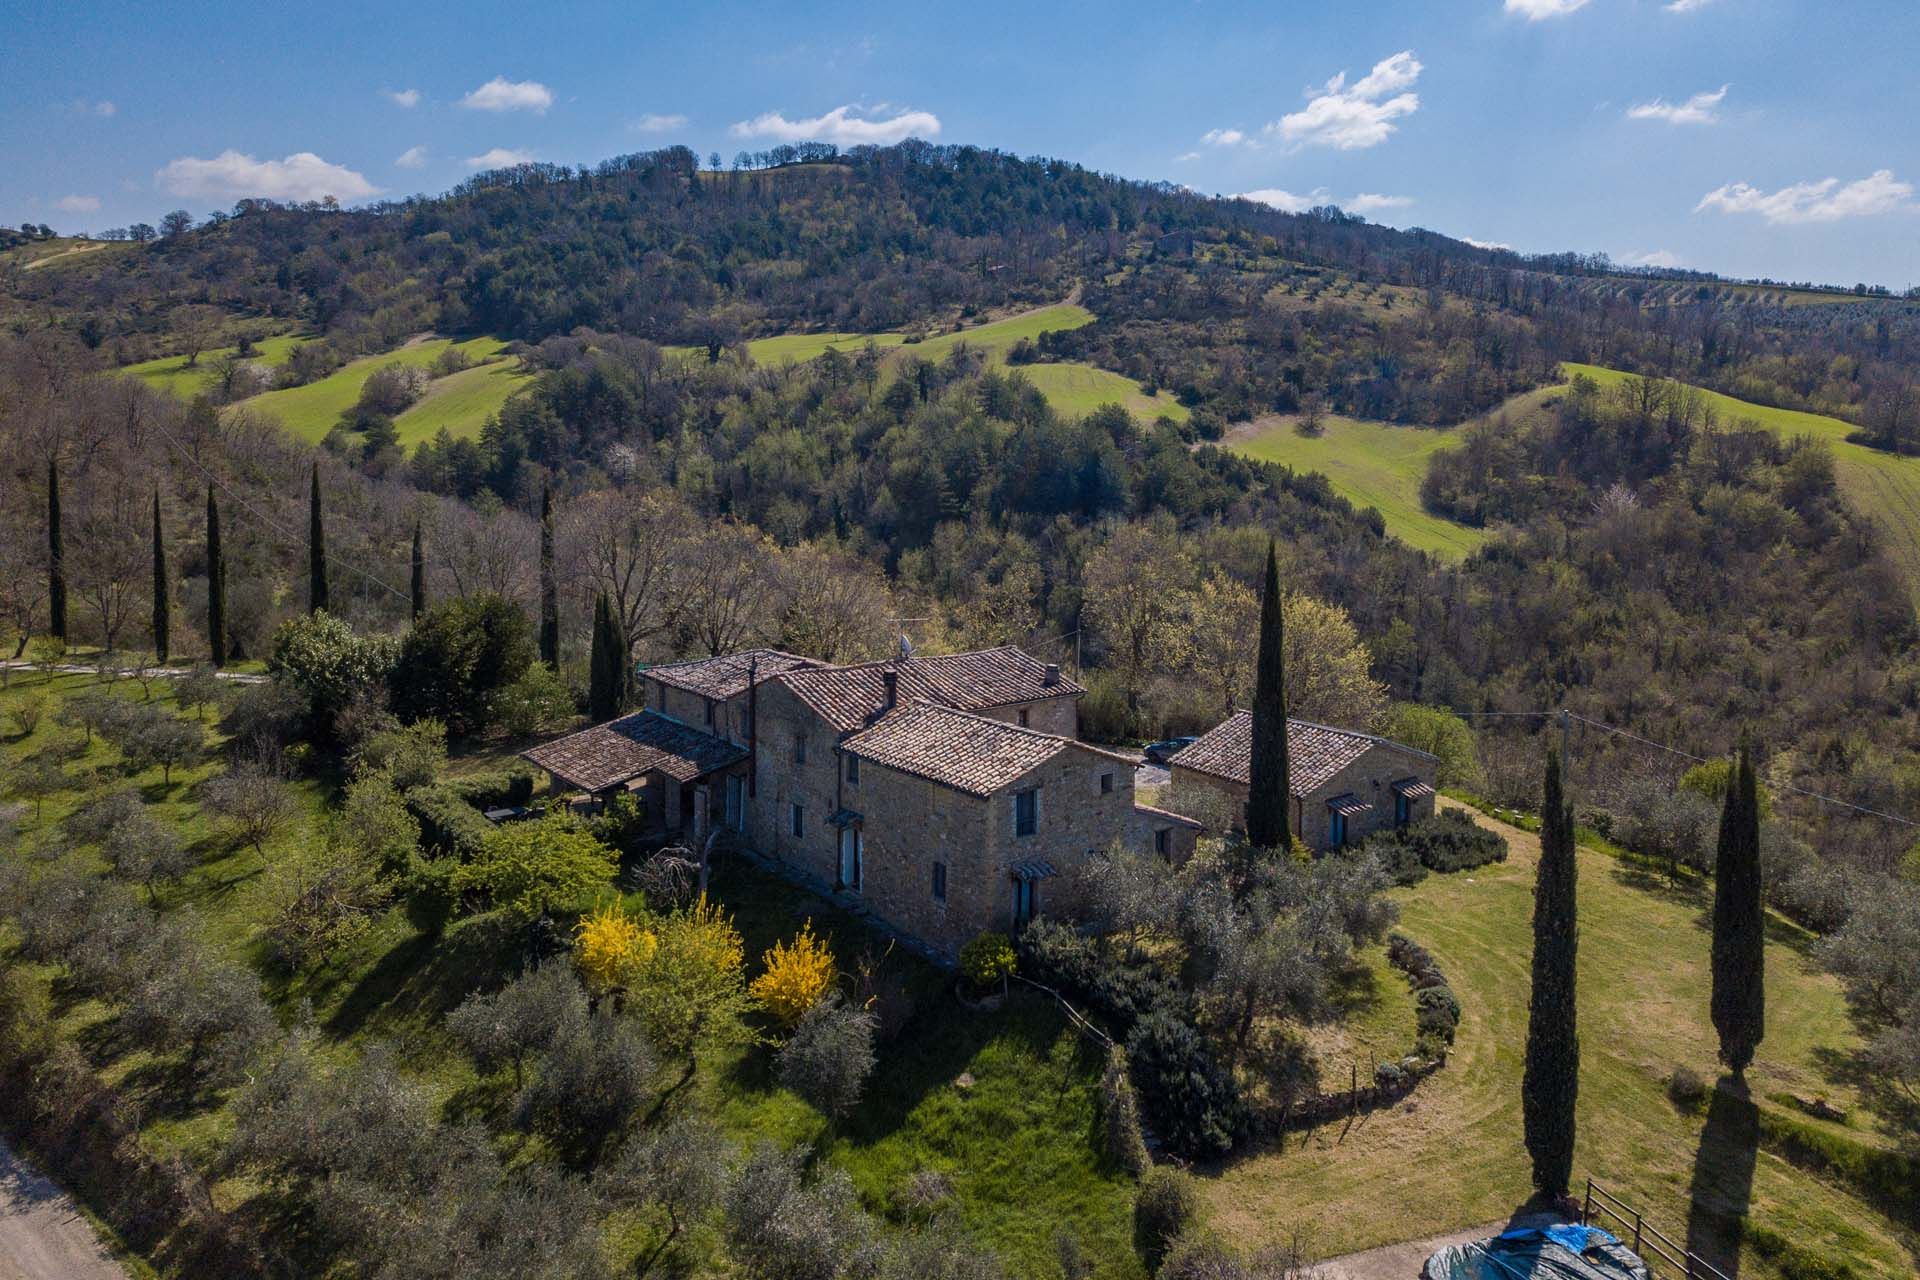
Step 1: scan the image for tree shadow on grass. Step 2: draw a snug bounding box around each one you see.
[1606,864,1818,959]
[1686,1076,1759,1278]
[321,915,517,1045]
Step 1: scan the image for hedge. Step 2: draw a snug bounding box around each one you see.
[405,784,494,861]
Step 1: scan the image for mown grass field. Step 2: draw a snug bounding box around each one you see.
[1206,804,1911,1277]
[234,336,524,445]
[1226,414,1488,559]
[743,331,909,364]
[1563,363,1920,609]
[124,335,304,399]
[0,669,1139,1279]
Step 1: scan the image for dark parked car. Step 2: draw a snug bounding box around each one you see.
[1143,737,1197,766]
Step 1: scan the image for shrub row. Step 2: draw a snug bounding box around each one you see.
[444,768,536,809]
[405,783,495,861]
[1364,810,1509,886]
[1388,933,1459,1058]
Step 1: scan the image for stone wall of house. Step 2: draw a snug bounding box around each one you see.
[744,681,846,886]
[642,677,752,746]
[1170,743,1438,851]
[978,744,1139,921]
[973,693,1080,739]
[1130,806,1202,863]
[841,765,993,959]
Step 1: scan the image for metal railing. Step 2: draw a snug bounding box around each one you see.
[1581,1179,1734,1280]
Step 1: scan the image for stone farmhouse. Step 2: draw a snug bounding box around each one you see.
[1167,709,1438,851]
[523,645,1200,959]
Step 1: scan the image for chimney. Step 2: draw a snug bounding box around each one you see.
[881,669,898,711]
[1043,662,1061,687]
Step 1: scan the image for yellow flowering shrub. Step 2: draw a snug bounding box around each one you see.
[750,920,837,1026]
[573,901,658,994]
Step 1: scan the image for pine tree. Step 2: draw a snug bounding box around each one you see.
[1523,746,1580,1198]
[1244,541,1291,850]
[587,592,627,723]
[539,484,559,667]
[206,485,227,668]
[410,521,426,621]
[47,460,67,641]
[307,464,329,614]
[1711,734,1766,1075]
[151,491,170,664]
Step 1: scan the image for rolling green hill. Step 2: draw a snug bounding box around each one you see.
[234,336,526,445]
[125,334,304,398]
[1563,363,1920,607]
[1225,413,1487,559]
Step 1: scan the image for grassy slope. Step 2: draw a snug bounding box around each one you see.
[745,331,909,364]
[1205,804,1911,1277]
[1227,415,1488,559]
[1563,363,1920,608]
[124,335,304,399]
[390,354,535,447]
[234,337,521,444]
[0,671,1136,1279]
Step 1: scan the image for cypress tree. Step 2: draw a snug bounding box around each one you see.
[206,485,227,668]
[1244,541,1291,850]
[307,464,328,614]
[1711,734,1765,1075]
[47,460,67,641]
[587,592,626,723]
[410,521,426,621]
[1523,746,1580,1198]
[539,484,559,667]
[151,491,170,664]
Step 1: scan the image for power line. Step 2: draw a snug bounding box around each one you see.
[1451,704,1917,828]
[145,414,413,607]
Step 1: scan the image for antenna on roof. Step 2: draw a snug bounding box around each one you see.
[887,615,929,660]
[898,632,913,659]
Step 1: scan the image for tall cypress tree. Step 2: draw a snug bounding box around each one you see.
[1523,746,1580,1197]
[151,491,170,664]
[47,460,67,641]
[206,485,227,668]
[587,591,625,723]
[1711,734,1766,1075]
[410,521,426,621]
[307,464,329,614]
[1244,541,1291,850]
[539,484,559,667]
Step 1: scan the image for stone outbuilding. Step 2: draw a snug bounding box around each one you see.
[1168,710,1438,850]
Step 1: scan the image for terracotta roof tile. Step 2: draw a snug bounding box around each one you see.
[522,711,747,792]
[644,649,820,701]
[1134,802,1205,830]
[841,701,1076,797]
[776,646,1081,733]
[1168,710,1434,795]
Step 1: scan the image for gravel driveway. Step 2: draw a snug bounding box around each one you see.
[0,1140,127,1280]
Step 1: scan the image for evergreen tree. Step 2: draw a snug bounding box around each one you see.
[1523,746,1579,1197]
[206,485,227,668]
[410,521,426,621]
[539,484,559,667]
[307,464,328,614]
[151,490,170,664]
[47,460,67,641]
[1711,734,1765,1075]
[1244,541,1291,850]
[587,592,627,723]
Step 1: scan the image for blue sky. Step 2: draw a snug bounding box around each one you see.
[4,0,1916,288]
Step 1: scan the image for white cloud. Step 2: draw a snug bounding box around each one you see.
[1665,0,1714,10]
[1696,169,1915,225]
[156,150,380,202]
[1622,249,1682,268]
[56,194,101,213]
[1504,0,1590,18]
[729,105,941,145]
[1464,236,1514,251]
[630,112,689,133]
[1200,127,1249,148]
[395,146,428,169]
[466,147,536,169]
[1349,192,1414,213]
[459,76,553,113]
[72,98,115,118]
[1271,51,1422,151]
[1627,84,1727,125]
[385,88,421,108]
[1237,188,1330,213]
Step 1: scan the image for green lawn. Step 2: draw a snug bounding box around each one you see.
[1564,363,1920,609]
[390,352,535,446]
[1205,805,1912,1277]
[1227,415,1488,559]
[124,335,304,399]
[234,336,521,444]
[1018,362,1188,423]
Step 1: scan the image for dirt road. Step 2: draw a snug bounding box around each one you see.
[0,1141,127,1280]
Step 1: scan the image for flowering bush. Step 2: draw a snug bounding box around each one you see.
[959,931,1016,992]
[573,901,657,994]
[750,921,837,1027]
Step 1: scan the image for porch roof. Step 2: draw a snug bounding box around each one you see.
[522,711,747,793]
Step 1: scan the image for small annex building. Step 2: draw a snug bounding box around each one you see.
[1168,710,1438,851]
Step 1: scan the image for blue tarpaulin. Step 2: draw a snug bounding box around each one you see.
[1425,1226,1652,1280]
